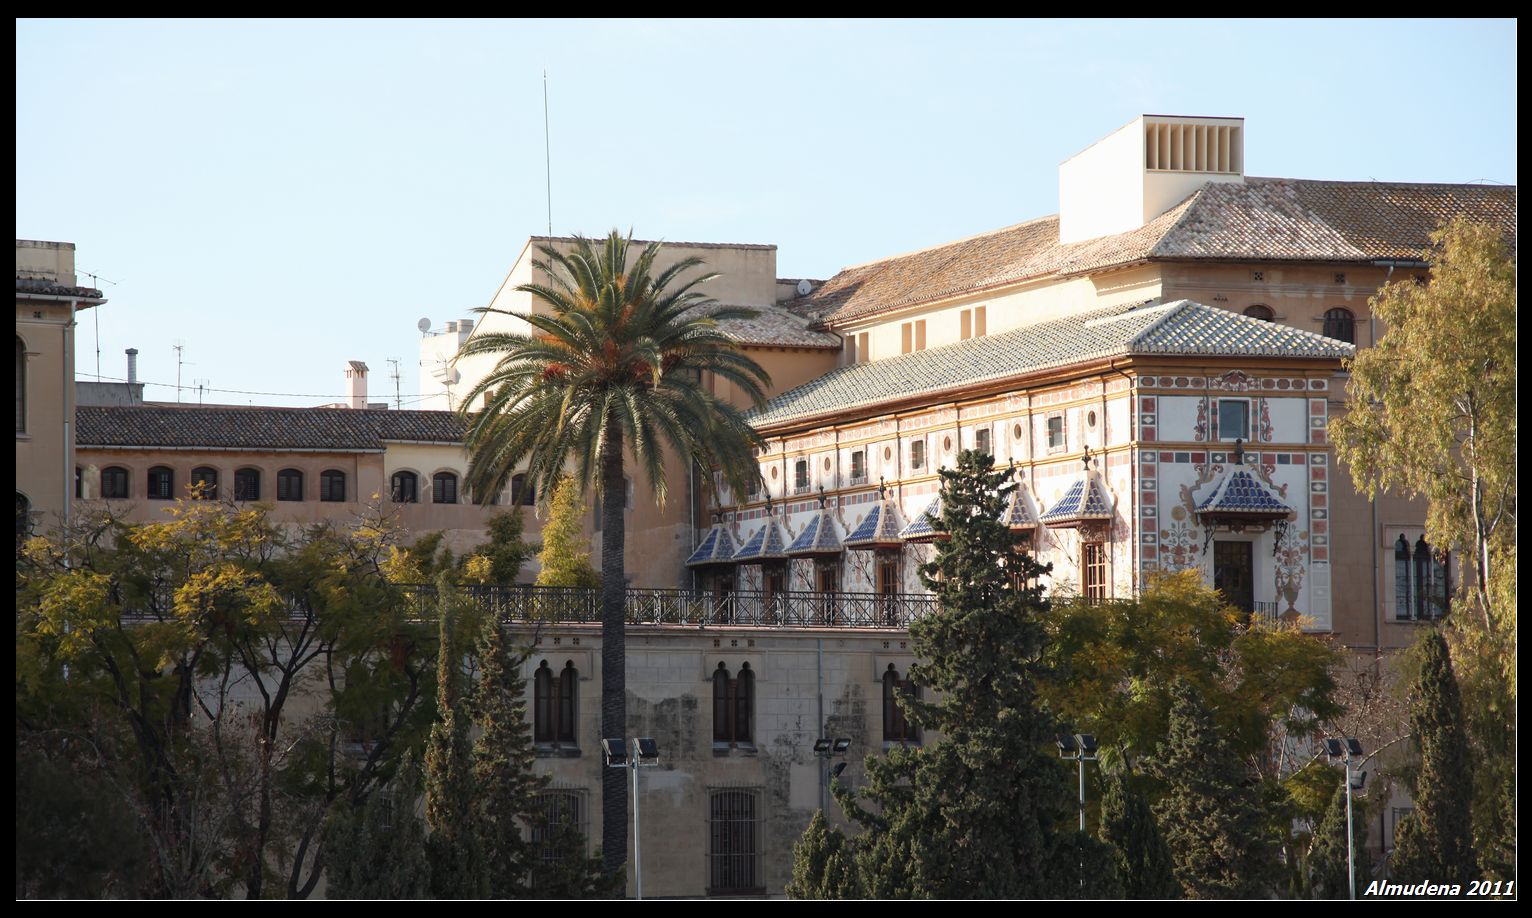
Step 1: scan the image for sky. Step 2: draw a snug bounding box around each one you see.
[16,19,1517,409]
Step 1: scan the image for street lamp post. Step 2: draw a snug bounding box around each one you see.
[603,737,660,900]
[813,737,851,814]
[1057,733,1099,895]
[1323,737,1366,901]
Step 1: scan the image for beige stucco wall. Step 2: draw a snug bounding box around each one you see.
[18,301,80,534]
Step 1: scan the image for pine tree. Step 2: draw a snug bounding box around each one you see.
[534,476,600,589]
[1390,630,1477,885]
[323,753,432,899]
[786,810,860,899]
[425,576,488,898]
[1150,683,1276,898]
[1307,779,1371,899]
[1100,772,1179,899]
[471,619,543,897]
[838,449,1077,898]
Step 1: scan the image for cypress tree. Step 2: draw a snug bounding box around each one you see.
[1390,630,1477,885]
[535,476,600,589]
[1307,779,1371,899]
[323,753,432,899]
[425,576,488,898]
[787,810,860,899]
[472,619,543,898]
[1149,683,1276,898]
[841,449,1076,898]
[1100,772,1179,899]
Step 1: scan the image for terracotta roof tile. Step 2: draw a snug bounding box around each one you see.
[76,405,465,451]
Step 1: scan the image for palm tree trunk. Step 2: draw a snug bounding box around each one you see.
[598,420,629,888]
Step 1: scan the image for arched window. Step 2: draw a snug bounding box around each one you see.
[320,470,346,503]
[147,467,174,500]
[883,664,921,744]
[1394,535,1411,620]
[16,336,26,434]
[1323,307,1356,344]
[391,471,418,504]
[1395,533,1451,621]
[533,660,577,746]
[234,468,261,501]
[1243,304,1274,321]
[190,467,219,499]
[511,474,535,507]
[101,466,130,499]
[432,471,458,504]
[277,469,304,501]
[713,662,754,746]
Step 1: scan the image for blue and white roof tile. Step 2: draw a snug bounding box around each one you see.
[733,519,789,563]
[898,495,947,543]
[787,508,844,557]
[844,498,906,549]
[999,486,1039,531]
[685,523,739,567]
[1195,469,1291,518]
[1038,474,1115,527]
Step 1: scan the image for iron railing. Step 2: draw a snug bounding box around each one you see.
[404,584,935,630]
[1253,601,1280,623]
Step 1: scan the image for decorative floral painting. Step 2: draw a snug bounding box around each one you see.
[1158,507,1202,572]
[1274,527,1311,617]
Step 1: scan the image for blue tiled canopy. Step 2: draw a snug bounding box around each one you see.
[787,508,844,557]
[899,495,947,544]
[1038,474,1115,529]
[1195,469,1291,520]
[733,519,788,563]
[685,523,739,567]
[844,498,906,550]
[998,484,1039,532]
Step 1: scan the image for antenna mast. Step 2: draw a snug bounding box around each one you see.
[174,343,185,403]
[388,358,402,410]
[543,70,553,237]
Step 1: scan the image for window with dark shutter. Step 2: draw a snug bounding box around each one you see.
[234,468,261,501]
[712,662,755,746]
[147,467,174,500]
[190,467,218,500]
[277,469,303,501]
[320,470,345,502]
[391,471,418,503]
[1323,307,1356,344]
[432,472,458,504]
[101,466,129,499]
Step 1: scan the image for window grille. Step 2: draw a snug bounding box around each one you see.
[1323,307,1356,344]
[707,789,763,895]
[1083,542,1107,601]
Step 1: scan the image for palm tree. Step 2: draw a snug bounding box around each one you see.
[455,230,771,881]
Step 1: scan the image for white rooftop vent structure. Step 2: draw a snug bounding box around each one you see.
[1058,115,1245,244]
[345,360,369,409]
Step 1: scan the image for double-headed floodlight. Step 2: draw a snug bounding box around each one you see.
[1058,731,1102,891]
[605,737,661,899]
[1322,736,1366,901]
[1322,738,1344,758]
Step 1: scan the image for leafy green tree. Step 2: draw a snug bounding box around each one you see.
[1390,631,1477,885]
[1100,772,1178,899]
[456,230,772,877]
[1331,217,1515,645]
[476,508,535,585]
[1306,779,1371,899]
[834,449,1079,898]
[424,577,487,898]
[15,739,149,898]
[1150,683,1277,899]
[322,753,431,899]
[786,810,860,899]
[534,476,599,589]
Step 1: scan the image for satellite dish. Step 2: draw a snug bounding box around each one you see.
[416,317,432,333]
[796,279,813,296]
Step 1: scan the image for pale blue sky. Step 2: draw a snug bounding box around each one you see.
[16,19,1517,408]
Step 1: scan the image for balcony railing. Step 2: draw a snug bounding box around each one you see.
[1252,601,1280,623]
[405,584,936,630]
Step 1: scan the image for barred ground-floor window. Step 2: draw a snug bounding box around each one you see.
[707,788,763,895]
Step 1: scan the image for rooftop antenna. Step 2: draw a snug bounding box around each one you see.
[194,377,209,406]
[388,358,402,410]
[173,342,186,404]
[543,70,553,237]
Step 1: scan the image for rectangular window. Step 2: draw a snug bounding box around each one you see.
[1083,542,1107,601]
[1390,530,1451,622]
[531,791,588,868]
[975,427,991,457]
[1218,399,1251,442]
[147,467,174,500]
[910,440,925,470]
[1047,414,1066,451]
[101,467,129,499]
[793,459,809,493]
[320,471,346,503]
[849,450,866,484]
[708,790,763,895]
[901,323,913,355]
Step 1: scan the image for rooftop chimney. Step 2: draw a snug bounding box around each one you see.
[125,348,139,385]
[345,360,369,410]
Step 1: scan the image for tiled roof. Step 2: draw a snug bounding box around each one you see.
[733,519,789,562]
[999,485,1039,532]
[786,508,843,557]
[16,276,106,299]
[685,523,739,567]
[748,300,1353,428]
[797,179,1516,326]
[1039,473,1115,528]
[693,303,842,350]
[1196,468,1291,518]
[898,495,946,543]
[76,405,465,451]
[843,498,905,549]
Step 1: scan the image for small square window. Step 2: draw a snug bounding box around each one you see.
[910,440,925,470]
[850,451,866,483]
[1047,415,1066,450]
[1218,400,1250,442]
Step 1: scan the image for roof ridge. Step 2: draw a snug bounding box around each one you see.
[835,214,1058,272]
[1247,175,1517,190]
